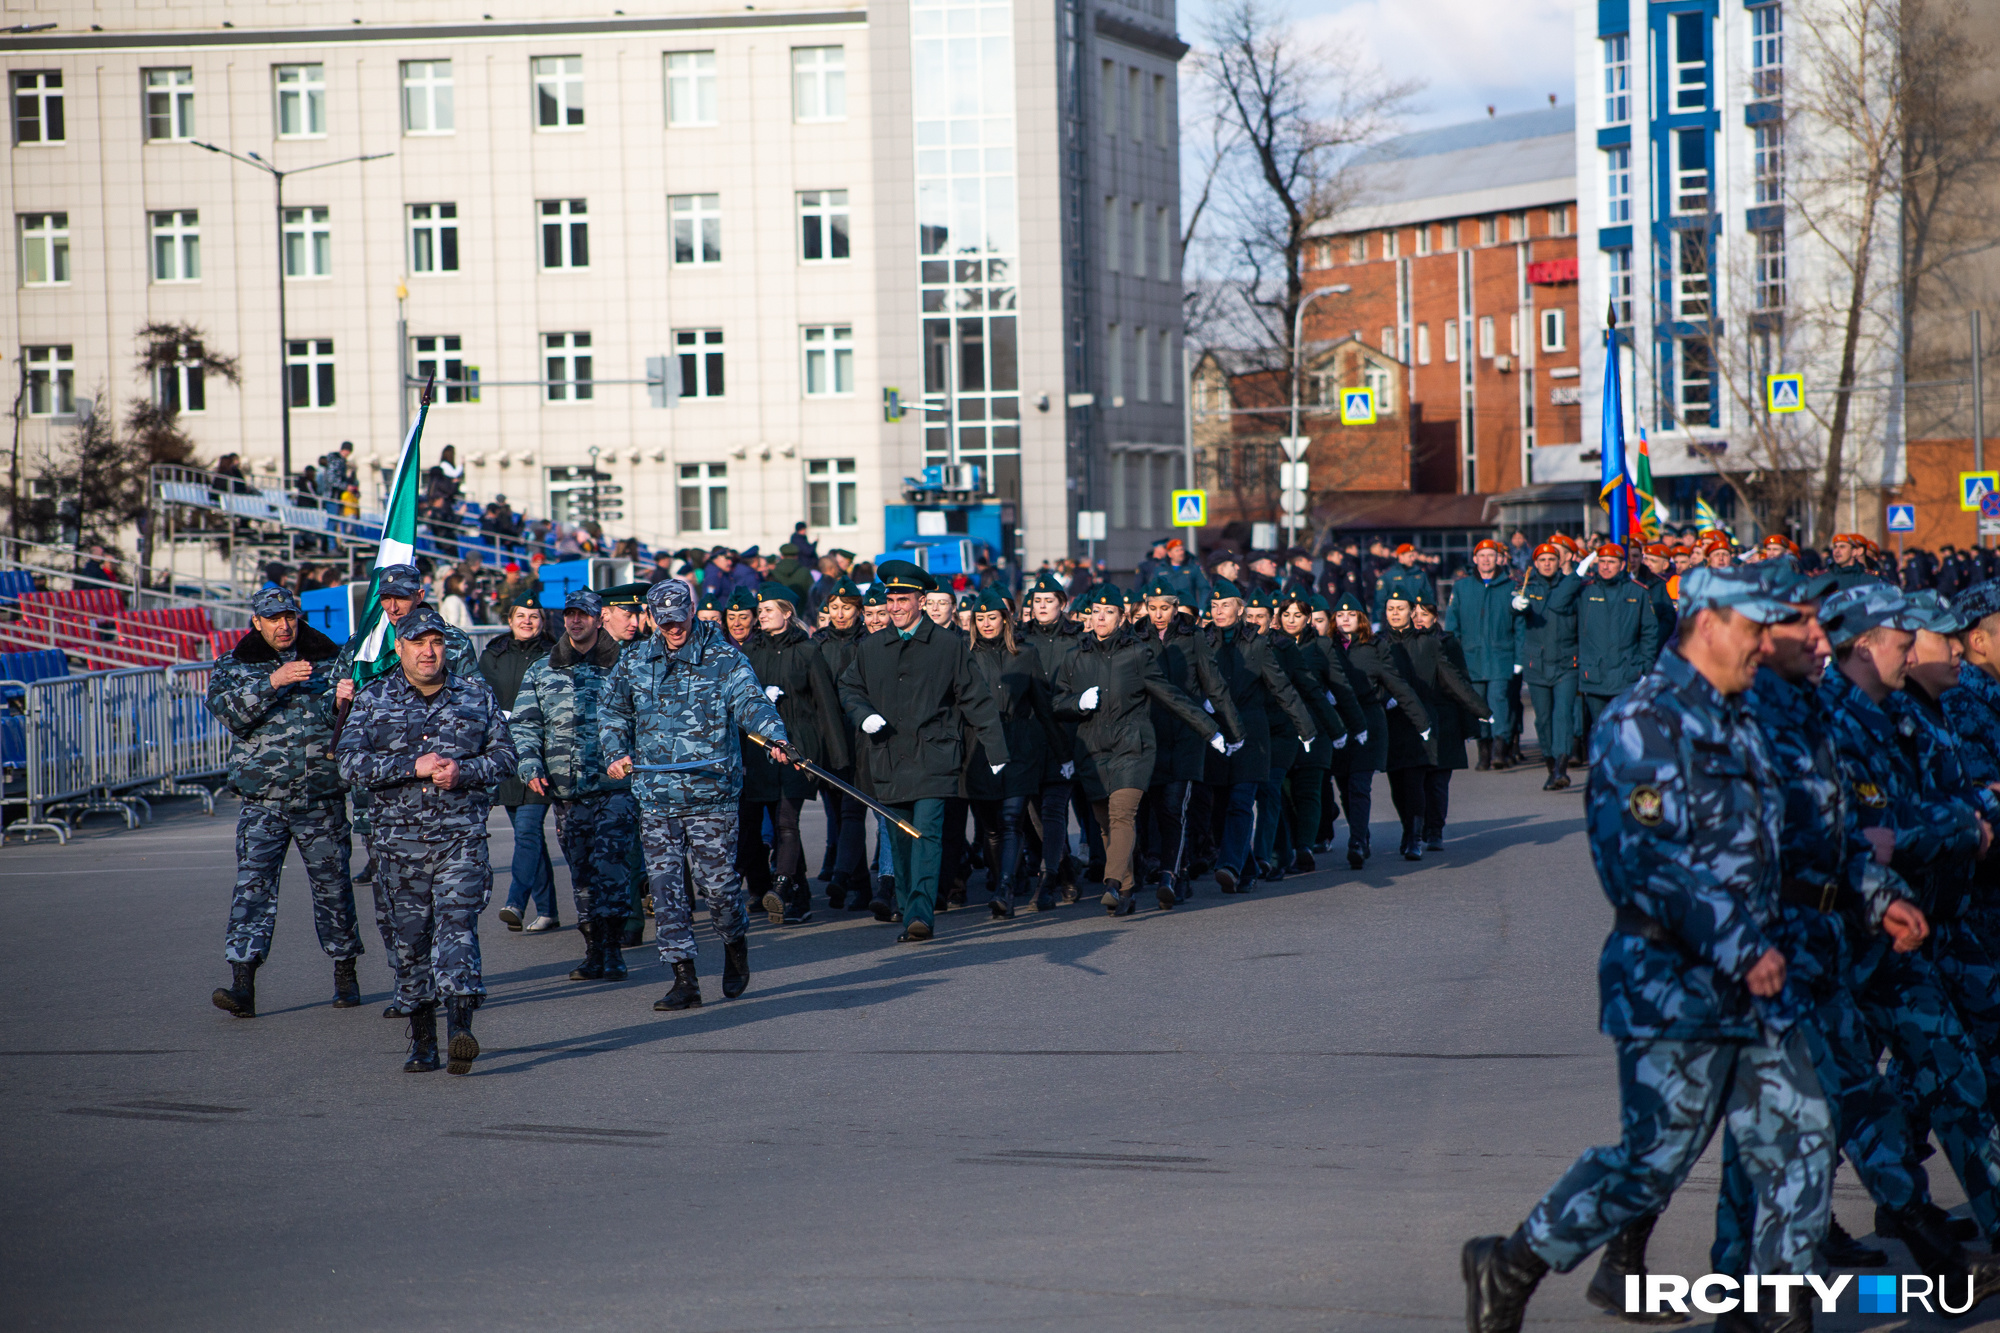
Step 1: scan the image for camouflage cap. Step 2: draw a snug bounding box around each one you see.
[1904,589,1971,634]
[396,603,450,640]
[1818,582,1924,647]
[250,585,301,618]
[1678,566,1800,625]
[1757,559,1840,606]
[376,564,424,598]
[647,577,695,624]
[563,588,605,615]
[1954,579,2000,625]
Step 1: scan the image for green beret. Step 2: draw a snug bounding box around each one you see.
[827,573,862,601]
[1142,576,1179,602]
[756,581,800,608]
[862,583,888,607]
[1211,578,1244,601]
[972,585,1010,615]
[1029,571,1068,600]
[698,590,721,613]
[725,588,759,613]
[1307,591,1330,614]
[1332,589,1366,616]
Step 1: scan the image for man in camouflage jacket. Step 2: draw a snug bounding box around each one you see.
[206,585,361,1019]
[335,604,514,1076]
[512,588,639,983]
[600,578,789,1011]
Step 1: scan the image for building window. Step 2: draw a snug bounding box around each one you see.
[1755,229,1787,311]
[1541,308,1566,352]
[1160,330,1175,404]
[806,458,858,527]
[1311,241,1331,270]
[1130,200,1144,275]
[1602,35,1630,126]
[539,198,588,269]
[1416,323,1431,365]
[1380,326,1395,355]
[19,212,69,287]
[1673,129,1709,215]
[1753,122,1784,205]
[1477,315,1495,359]
[1607,248,1633,326]
[543,332,593,401]
[23,344,73,416]
[1135,325,1152,402]
[1364,362,1394,413]
[1672,10,1708,111]
[678,462,728,532]
[670,193,722,266]
[1675,231,1710,319]
[533,56,584,129]
[666,51,718,126]
[1508,211,1528,241]
[675,329,725,398]
[402,60,453,134]
[409,203,458,274]
[1107,323,1123,401]
[285,339,336,409]
[1443,319,1458,363]
[1127,67,1142,141]
[12,71,64,144]
[1750,4,1783,102]
[274,64,325,138]
[413,335,477,404]
[1156,206,1173,281]
[1101,60,1116,138]
[1479,217,1498,246]
[1677,337,1713,426]
[792,47,846,122]
[1153,72,1168,144]
[1384,229,1400,259]
[150,210,199,282]
[1548,206,1571,235]
[157,355,205,414]
[1103,197,1119,272]
[1442,221,1459,250]
[282,207,331,278]
[1605,146,1632,224]
[1415,226,1432,256]
[1349,235,1367,262]
[802,324,854,396]
[144,68,194,141]
[799,190,849,262]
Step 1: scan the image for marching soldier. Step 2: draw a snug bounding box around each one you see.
[207,586,361,1018]
[600,579,790,1009]
[1140,575,1246,900]
[813,574,872,911]
[1019,571,1090,906]
[511,589,641,985]
[598,581,654,944]
[334,605,515,1076]
[1512,543,1583,790]
[1444,538,1523,770]
[1575,543,1663,739]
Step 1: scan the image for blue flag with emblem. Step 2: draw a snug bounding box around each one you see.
[1598,310,1631,545]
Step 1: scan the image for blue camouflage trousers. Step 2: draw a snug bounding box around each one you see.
[1925,919,2000,1114]
[645,805,746,965]
[1523,1031,1833,1275]
[552,791,640,924]
[226,798,359,964]
[374,830,493,1009]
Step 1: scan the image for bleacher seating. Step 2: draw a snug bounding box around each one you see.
[0,570,35,612]
[0,648,71,698]
[119,607,215,661]
[208,629,251,660]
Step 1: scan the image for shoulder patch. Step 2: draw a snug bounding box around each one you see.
[1627,784,1665,826]
[1853,781,1886,809]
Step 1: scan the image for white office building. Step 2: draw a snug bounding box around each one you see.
[2,0,1186,569]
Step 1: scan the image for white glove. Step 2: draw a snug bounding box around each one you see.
[1332,734,1347,749]
[1511,593,1529,611]
[1301,737,1313,753]
[1079,686,1099,711]
[1385,697,1398,710]
[765,685,784,702]
[1420,728,1431,741]
[1209,732,1227,754]
[990,763,1005,775]
[1059,761,1075,779]
[1225,740,1245,755]
[862,713,886,734]
[1356,729,1368,745]
[1513,664,1523,675]
[1578,552,1600,577]
[1324,691,1338,706]
[1202,699,1215,714]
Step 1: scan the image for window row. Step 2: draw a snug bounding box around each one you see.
[1599,123,1779,227]
[676,457,859,534]
[1102,324,1177,406]
[1598,4,1781,129]
[1405,310,1565,367]
[1592,231,1784,333]
[1102,196,1175,281]
[8,48,847,147]
[1314,209,1571,267]
[13,192,855,288]
[1099,59,1170,146]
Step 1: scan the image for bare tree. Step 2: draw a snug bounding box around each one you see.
[1189,0,1418,403]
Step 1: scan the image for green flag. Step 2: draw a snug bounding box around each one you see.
[348,399,427,682]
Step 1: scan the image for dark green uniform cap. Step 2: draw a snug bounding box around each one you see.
[725,587,759,613]
[1211,577,1244,601]
[600,582,650,609]
[827,573,863,601]
[1141,576,1180,602]
[756,581,800,608]
[876,558,936,593]
[862,583,889,607]
[1028,571,1068,600]
[972,585,1010,615]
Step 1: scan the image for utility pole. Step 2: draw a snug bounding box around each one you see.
[1974,310,1987,549]
[1283,284,1350,549]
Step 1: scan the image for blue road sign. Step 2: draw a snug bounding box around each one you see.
[1885,504,1916,533]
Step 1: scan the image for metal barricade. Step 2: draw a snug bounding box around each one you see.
[5,675,97,842]
[90,667,168,824]
[145,663,229,815]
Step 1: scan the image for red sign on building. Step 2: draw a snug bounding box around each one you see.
[1527,257,1578,285]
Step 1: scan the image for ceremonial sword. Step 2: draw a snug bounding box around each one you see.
[738,732,924,840]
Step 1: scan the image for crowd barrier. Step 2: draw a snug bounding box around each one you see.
[1,661,236,845]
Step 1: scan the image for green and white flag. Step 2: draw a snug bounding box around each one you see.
[348,399,427,682]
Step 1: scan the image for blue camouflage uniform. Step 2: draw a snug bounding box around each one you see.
[1520,569,1833,1279]
[334,612,515,1011]
[512,594,639,931]
[1941,591,2000,942]
[598,586,787,967]
[205,591,359,966]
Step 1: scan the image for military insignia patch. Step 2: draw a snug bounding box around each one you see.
[1853,781,1887,808]
[1628,785,1665,826]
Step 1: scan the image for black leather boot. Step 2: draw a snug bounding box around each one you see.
[1819,1214,1887,1267]
[444,996,479,1075]
[654,960,702,1010]
[331,958,360,1008]
[1877,1203,2000,1313]
[600,917,629,980]
[211,960,259,1018]
[403,1005,441,1072]
[1154,871,1177,910]
[1586,1213,1686,1324]
[760,877,786,924]
[845,871,873,911]
[781,876,813,924]
[722,938,750,999]
[1541,758,1561,792]
[1347,841,1365,870]
[1401,822,1424,861]
[620,915,643,948]
[1035,872,1059,911]
[568,922,606,980]
[871,877,896,921]
[1462,1228,1547,1333]
[1879,1199,1980,1245]
[1553,756,1572,789]
[1476,739,1494,770]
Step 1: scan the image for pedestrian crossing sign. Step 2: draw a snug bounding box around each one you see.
[1766,374,1804,413]
[1340,388,1376,425]
[1961,471,1999,511]
[1885,503,1916,532]
[1171,489,1207,527]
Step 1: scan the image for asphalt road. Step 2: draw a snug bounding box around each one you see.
[2,767,1991,1332]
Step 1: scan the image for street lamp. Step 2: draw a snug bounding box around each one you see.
[190,141,392,484]
[1284,283,1351,547]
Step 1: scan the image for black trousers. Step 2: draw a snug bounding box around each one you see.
[970,796,1029,902]
[824,786,868,879]
[1339,769,1374,852]
[737,796,803,890]
[1139,780,1194,880]
[1385,767,1452,841]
